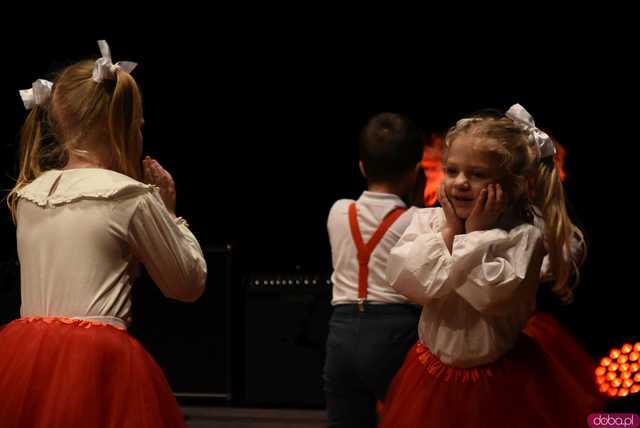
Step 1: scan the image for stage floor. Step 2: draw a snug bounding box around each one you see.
[183,406,327,427]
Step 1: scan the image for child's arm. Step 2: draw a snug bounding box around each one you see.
[386,209,459,305]
[453,226,545,314]
[387,208,544,309]
[128,190,207,302]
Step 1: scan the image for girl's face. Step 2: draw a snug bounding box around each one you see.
[443,134,502,219]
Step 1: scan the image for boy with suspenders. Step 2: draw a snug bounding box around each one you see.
[324,113,424,427]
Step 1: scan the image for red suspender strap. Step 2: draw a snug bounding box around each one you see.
[348,203,406,308]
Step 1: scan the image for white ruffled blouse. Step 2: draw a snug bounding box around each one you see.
[386,207,545,367]
[16,168,207,329]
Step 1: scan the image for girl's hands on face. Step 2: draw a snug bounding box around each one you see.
[465,183,505,233]
[437,182,464,234]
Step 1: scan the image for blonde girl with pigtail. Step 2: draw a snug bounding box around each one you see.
[379,104,605,427]
[0,40,206,428]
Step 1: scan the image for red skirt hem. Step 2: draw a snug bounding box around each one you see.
[380,312,607,428]
[0,317,186,428]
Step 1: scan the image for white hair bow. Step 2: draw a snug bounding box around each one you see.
[91,40,137,82]
[19,79,53,110]
[505,103,556,160]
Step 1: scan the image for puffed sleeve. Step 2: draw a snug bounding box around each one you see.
[127,189,207,302]
[386,208,457,304]
[452,225,544,314]
[387,208,544,311]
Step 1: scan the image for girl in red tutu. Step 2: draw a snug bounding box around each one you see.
[0,40,207,427]
[380,104,605,427]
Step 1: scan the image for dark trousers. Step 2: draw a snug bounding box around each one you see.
[323,304,420,428]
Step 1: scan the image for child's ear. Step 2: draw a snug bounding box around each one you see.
[359,161,367,178]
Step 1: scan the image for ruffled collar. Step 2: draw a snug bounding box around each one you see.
[17,168,155,207]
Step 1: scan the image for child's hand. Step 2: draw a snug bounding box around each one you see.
[465,183,505,233]
[437,183,464,235]
[143,156,176,217]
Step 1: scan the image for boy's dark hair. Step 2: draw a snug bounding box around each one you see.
[359,112,423,183]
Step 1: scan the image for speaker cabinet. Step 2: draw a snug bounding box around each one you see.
[130,245,234,401]
[243,273,331,406]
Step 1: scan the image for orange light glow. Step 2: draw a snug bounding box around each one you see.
[597,341,640,397]
[422,133,444,207]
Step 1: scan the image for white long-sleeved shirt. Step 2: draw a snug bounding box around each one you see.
[16,168,207,329]
[328,191,417,305]
[386,207,545,367]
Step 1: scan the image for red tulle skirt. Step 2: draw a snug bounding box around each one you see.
[380,312,607,428]
[0,317,187,428]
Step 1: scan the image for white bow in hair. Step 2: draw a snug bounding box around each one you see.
[91,40,137,82]
[505,103,556,160]
[19,79,53,110]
